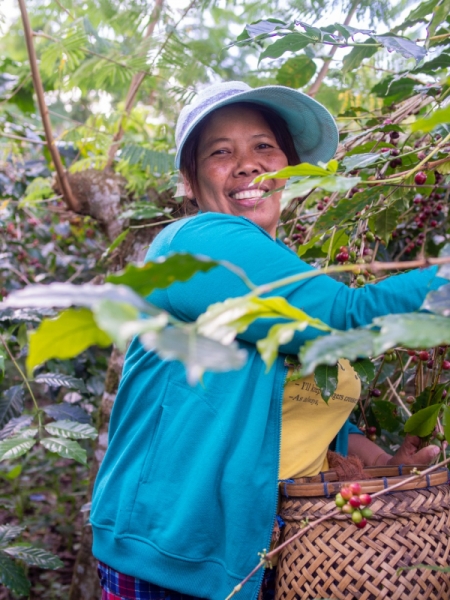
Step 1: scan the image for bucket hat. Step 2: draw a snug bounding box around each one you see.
[175,81,339,169]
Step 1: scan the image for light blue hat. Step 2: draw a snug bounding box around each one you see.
[175,81,339,169]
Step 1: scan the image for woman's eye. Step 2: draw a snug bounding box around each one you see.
[211,149,229,156]
[257,143,272,149]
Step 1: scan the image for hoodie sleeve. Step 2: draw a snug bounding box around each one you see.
[147,213,446,352]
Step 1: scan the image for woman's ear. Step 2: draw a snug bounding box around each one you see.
[183,175,195,200]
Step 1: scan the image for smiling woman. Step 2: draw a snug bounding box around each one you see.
[181,103,294,237]
[91,81,446,600]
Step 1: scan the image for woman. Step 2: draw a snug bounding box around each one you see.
[91,81,443,600]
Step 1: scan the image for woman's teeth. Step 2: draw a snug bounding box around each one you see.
[231,189,264,200]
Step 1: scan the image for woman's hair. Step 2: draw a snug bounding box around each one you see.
[180,102,300,202]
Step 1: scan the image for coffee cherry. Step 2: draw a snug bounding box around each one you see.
[341,503,354,514]
[365,231,375,242]
[361,508,373,519]
[359,494,372,507]
[430,220,438,228]
[369,434,377,442]
[335,493,346,508]
[418,350,430,361]
[442,389,448,399]
[367,426,377,435]
[435,432,445,442]
[351,510,363,524]
[406,395,415,404]
[370,388,381,397]
[355,518,368,529]
[414,171,427,185]
[317,203,324,211]
[340,487,352,501]
[356,275,366,286]
[349,496,362,509]
[442,360,450,371]
[427,360,434,369]
[417,151,427,161]
[390,131,400,140]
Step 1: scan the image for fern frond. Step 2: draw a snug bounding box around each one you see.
[120,145,174,174]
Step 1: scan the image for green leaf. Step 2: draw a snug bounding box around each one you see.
[27,308,112,374]
[371,76,416,100]
[0,416,33,441]
[197,296,329,345]
[297,233,324,257]
[0,386,24,429]
[342,153,381,171]
[44,420,97,440]
[427,0,450,41]
[0,436,36,461]
[139,328,247,385]
[372,400,401,432]
[101,228,129,259]
[422,283,450,316]
[0,465,22,480]
[402,0,439,26]
[373,35,427,62]
[321,229,348,257]
[0,525,25,545]
[351,358,375,386]
[373,313,450,355]
[257,322,310,370]
[40,437,87,465]
[3,282,153,314]
[443,405,450,443]
[299,330,377,376]
[19,177,53,207]
[255,162,331,181]
[334,24,374,40]
[259,33,310,60]
[119,202,172,221]
[0,552,30,596]
[43,402,91,424]
[4,546,63,569]
[412,51,450,74]
[34,373,87,393]
[404,403,442,436]
[342,39,379,73]
[120,146,174,173]
[106,254,220,296]
[412,105,450,132]
[314,364,338,403]
[315,189,379,231]
[371,205,400,244]
[276,55,316,88]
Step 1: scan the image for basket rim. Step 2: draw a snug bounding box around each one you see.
[279,465,449,497]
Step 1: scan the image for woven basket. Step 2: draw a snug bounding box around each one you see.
[275,465,450,600]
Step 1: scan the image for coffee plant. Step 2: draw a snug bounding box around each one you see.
[1,0,450,596]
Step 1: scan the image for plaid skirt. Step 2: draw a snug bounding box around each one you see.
[97,561,276,600]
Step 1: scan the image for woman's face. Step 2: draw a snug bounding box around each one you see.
[184,105,289,238]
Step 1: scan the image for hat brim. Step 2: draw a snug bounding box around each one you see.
[175,85,338,169]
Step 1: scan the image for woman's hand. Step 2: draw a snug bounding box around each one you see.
[348,433,440,467]
[386,434,440,466]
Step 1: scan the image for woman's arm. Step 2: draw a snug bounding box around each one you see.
[348,433,440,466]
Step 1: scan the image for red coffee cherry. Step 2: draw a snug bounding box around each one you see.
[355,518,368,529]
[349,482,362,495]
[349,496,362,509]
[442,360,450,371]
[414,171,427,185]
[359,494,372,506]
[340,487,352,501]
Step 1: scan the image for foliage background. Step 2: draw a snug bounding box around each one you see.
[0,0,450,597]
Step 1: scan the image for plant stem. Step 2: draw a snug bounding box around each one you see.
[18,0,79,212]
[0,334,41,427]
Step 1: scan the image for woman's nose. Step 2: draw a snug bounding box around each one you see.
[234,153,262,176]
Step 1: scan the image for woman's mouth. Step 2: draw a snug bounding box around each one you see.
[229,188,267,205]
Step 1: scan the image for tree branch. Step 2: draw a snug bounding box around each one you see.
[18,0,80,212]
[105,0,165,169]
[307,0,359,98]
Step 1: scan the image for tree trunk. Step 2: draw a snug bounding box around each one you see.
[67,180,165,599]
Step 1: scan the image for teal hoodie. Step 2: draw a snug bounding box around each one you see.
[91,213,445,600]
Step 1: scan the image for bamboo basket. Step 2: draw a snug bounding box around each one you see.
[275,465,450,600]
